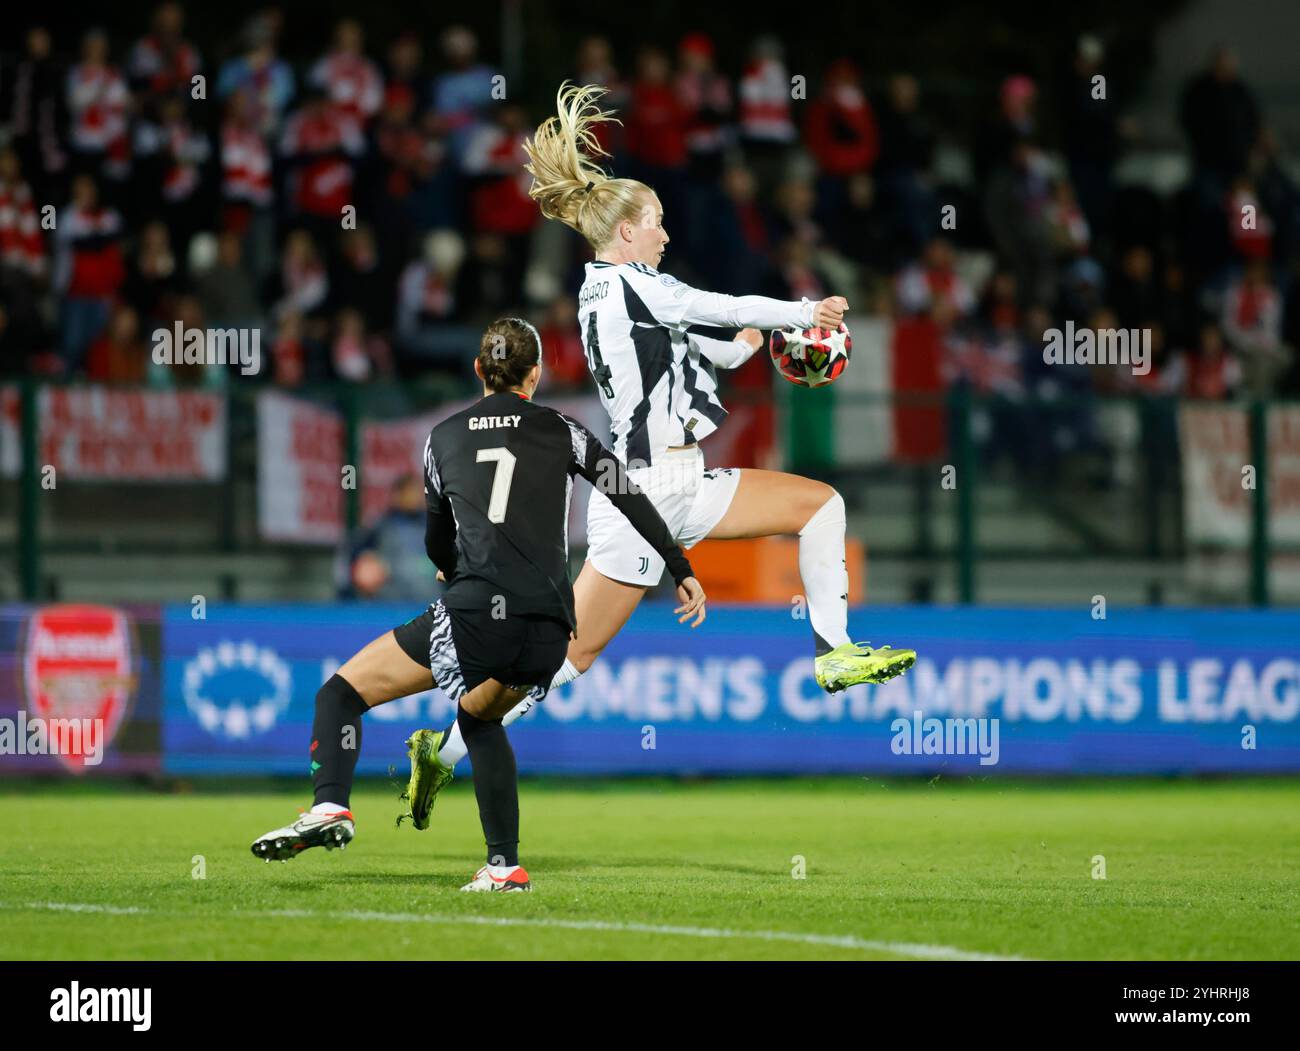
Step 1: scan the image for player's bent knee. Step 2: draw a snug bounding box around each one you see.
[798,483,842,532]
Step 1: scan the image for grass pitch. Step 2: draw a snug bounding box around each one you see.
[1,777,1297,961]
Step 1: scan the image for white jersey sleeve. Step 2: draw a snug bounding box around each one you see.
[621,264,815,332]
[688,330,760,370]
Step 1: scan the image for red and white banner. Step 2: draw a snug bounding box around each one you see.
[0,386,226,481]
[358,394,609,543]
[1180,404,1300,546]
[241,390,616,546]
[257,391,345,544]
[359,399,475,527]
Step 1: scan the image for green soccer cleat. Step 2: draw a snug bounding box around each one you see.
[400,729,454,830]
[814,641,917,693]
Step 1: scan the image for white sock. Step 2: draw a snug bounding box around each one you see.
[798,491,852,654]
[438,659,584,768]
[487,862,520,877]
[311,802,348,815]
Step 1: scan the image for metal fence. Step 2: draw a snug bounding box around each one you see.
[1,378,1291,606]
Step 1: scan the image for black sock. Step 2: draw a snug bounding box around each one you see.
[457,703,519,867]
[311,674,368,808]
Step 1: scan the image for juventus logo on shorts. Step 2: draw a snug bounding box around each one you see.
[637,556,650,575]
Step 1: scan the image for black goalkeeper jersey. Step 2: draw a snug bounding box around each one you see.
[422,390,694,631]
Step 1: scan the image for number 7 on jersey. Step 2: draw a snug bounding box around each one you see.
[476,446,517,523]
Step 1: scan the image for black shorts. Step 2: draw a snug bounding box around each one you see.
[393,600,570,703]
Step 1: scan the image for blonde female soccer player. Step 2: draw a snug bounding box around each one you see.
[423,84,915,787]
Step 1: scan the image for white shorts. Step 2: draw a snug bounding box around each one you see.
[586,446,741,586]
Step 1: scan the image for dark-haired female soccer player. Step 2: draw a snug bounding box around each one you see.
[251,317,705,892]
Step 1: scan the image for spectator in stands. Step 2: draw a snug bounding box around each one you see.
[1221,257,1292,397]
[975,73,1039,185]
[123,219,181,334]
[338,472,441,602]
[216,14,295,137]
[330,307,391,381]
[1058,35,1122,239]
[132,93,213,263]
[895,237,976,324]
[1110,245,1162,331]
[66,29,130,183]
[537,294,587,388]
[196,229,264,335]
[384,32,425,112]
[368,85,454,248]
[833,173,894,279]
[278,86,365,243]
[267,229,329,324]
[86,303,147,384]
[54,173,125,372]
[271,310,307,386]
[127,2,201,102]
[738,36,797,194]
[330,226,390,335]
[0,148,48,282]
[0,148,49,371]
[219,87,275,282]
[805,59,879,231]
[431,25,495,165]
[1045,178,1091,261]
[624,47,689,227]
[396,229,470,371]
[699,163,771,295]
[1249,128,1300,264]
[1180,46,1260,183]
[574,35,626,157]
[676,33,732,182]
[463,103,537,241]
[309,19,384,127]
[874,73,935,257]
[1225,176,1274,261]
[1,26,68,191]
[985,137,1056,308]
[1185,322,1241,399]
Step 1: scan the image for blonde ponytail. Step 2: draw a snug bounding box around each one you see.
[524,82,653,250]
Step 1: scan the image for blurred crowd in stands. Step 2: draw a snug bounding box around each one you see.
[2,3,1299,417]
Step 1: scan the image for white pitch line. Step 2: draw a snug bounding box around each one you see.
[4,901,1024,961]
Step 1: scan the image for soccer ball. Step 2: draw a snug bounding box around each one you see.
[769,323,851,387]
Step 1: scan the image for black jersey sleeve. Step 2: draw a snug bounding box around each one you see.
[561,414,696,587]
[422,434,458,576]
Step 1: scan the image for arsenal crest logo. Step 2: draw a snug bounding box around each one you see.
[22,604,136,773]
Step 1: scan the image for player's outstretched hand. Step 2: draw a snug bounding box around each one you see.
[736,328,764,351]
[813,296,849,329]
[675,577,707,628]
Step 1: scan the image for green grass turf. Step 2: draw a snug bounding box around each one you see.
[1,777,1298,961]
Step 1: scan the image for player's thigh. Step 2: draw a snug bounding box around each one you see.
[336,630,434,707]
[460,679,532,721]
[568,560,648,669]
[705,469,836,539]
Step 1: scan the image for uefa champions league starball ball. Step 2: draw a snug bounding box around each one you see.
[769,323,852,387]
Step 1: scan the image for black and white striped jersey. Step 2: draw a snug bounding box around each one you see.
[576,261,816,467]
[422,390,694,630]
